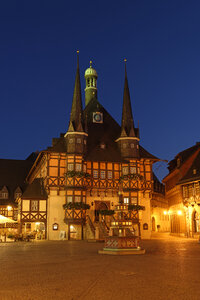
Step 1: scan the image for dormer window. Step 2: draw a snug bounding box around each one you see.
[100,143,106,149]
[193,169,197,175]
[0,186,9,199]
[1,192,8,199]
[15,187,22,199]
[77,138,81,144]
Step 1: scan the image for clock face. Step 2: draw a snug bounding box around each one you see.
[93,112,103,123]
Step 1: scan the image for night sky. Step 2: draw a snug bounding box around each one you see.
[0,1,200,181]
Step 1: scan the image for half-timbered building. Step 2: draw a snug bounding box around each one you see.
[0,154,37,236]
[163,142,200,238]
[19,55,166,240]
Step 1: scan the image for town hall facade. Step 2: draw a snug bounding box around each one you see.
[0,54,168,240]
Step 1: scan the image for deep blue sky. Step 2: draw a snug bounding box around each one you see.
[0,0,200,180]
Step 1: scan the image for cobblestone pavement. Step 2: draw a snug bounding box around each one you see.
[0,234,200,300]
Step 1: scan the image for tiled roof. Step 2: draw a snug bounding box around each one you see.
[46,99,159,162]
[22,178,47,199]
[0,155,37,205]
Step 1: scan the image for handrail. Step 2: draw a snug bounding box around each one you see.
[86,215,95,235]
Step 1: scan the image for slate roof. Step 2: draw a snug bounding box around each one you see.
[22,178,47,200]
[0,154,37,206]
[47,98,158,162]
[153,173,165,194]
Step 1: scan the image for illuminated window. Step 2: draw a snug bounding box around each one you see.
[83,165,86,172]
[124,198,129,204]
[68,164,74,171]
[130,144,134,148]
[122,167,128,175]
[108,171,112,179]
[131,197,137,204]
[77,138,81,144]
[100,171,106,179]
[193,169,197,175]
[67,196,73,203]
[31,200,38,211]
[84,140,86,145]
[130,167,136,174]
[93,170,98,178]
[75,196,81,202]
[123,143,127,149]
[76,164,82,171]
[69,138,74,144]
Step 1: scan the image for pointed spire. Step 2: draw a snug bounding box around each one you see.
[121,59,135,136]
[68,51,84,132]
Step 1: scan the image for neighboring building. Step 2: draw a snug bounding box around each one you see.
[163,143,200,237]
[151,174,169,233]
[0,153,37,234]
[17,55,166,240]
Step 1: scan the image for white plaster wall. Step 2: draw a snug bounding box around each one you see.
[22,200,30,211]
[47,190,68,240]
[139,192,151,239]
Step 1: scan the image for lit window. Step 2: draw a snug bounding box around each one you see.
[75,196,81,203]
[77,138,81,144]
[124,198,129,204]
[67,196,73,203]
[76,164,82,171]
[31,200,38,211]
[100,143,106,149]
[122,167,128,175]
[100,171,106,179]
[130,167,136,174]
[69,138,74,144]
[68,164,74,171]
[84,140,86,145]
[93,170,98,178]
[83,165,86,172]
[131,197,137,204]
[108,171,112,179]
[131,144,134,148]
[123,144,127,149]
[193,169,197,175]
[136,145,139,149]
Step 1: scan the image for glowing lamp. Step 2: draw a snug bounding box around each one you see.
[177,210,182,216]
[7,206,12,211]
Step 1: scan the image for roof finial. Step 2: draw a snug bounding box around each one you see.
[90,60,92,68]
[124,58,127,77]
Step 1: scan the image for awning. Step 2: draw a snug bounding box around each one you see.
[0,215,17,224]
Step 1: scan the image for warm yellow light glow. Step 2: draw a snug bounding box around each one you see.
[70,225,74,230]
[177,210,182,216]
[35,222,40,225]
[7,206,12,211]
[163,211,167,215]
